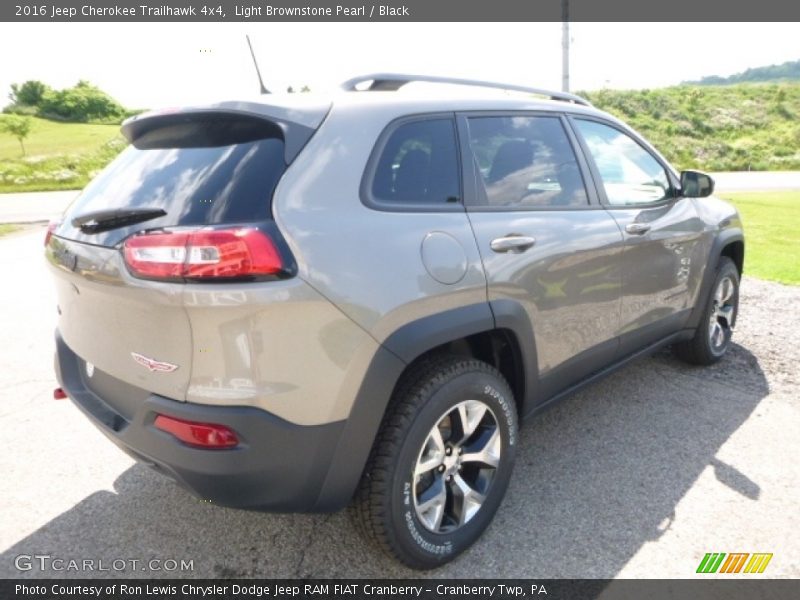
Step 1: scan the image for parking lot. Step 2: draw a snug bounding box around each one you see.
[1,224,798,578]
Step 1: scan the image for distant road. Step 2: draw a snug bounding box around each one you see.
[0,172,798,224]
[0,190,78,224]
[711,171,800,192]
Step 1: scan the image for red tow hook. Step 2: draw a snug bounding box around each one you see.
[53,388,67,400]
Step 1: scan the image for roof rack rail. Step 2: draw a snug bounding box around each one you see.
[340,73,592,107]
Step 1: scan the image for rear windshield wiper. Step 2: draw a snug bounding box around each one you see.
[72,208,167,234]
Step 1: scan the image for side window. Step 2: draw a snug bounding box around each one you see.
[466,116,588,209]
[370,118,460,205]
[573,119,670,206]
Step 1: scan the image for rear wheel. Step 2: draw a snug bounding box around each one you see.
[675,256,739,365]
[352,356,518,569]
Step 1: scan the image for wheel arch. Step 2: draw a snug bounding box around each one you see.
[312,302,538,510]
[721,239,745,276]
[688,229,745,330]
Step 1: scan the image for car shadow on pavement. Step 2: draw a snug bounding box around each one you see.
[1,343,768,579]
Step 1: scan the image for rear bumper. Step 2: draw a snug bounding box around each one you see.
[54,331,345,511]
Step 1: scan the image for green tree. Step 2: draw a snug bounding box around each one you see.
[0,115,33,155]
[38,81,125,122]
[9,80,50,106]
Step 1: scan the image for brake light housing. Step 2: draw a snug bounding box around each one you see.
[44,220,60,246]
[123,227,286,281]
[154,414,239,449]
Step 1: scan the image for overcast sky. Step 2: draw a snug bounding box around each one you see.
[0,22,798,109]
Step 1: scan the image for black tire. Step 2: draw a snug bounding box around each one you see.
[351,355,518,569]
[674,256,740,366]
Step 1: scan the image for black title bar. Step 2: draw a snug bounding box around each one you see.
[4,580,800,600]
[4,0,800,22]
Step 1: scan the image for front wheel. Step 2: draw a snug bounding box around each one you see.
[675,256,740,365]
[352,356,518,569]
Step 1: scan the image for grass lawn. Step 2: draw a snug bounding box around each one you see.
[0,117,119,160]
[719,190,800,285]
[0,117,125,193]
[0,224,20,237]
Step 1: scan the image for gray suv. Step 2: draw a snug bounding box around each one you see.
[46,74,744,569]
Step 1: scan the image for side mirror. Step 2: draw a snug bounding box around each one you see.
[680,170,715,198]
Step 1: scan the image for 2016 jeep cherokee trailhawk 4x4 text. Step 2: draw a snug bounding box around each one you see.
[47,74,744,569]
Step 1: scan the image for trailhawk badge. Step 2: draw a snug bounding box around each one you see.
[131,352,179,373]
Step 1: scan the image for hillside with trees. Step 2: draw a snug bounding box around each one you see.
[5,80,132,123]
[2,77,800,193]
[0,80,128,192]
[685,59,800,86]
[583,83,800,171]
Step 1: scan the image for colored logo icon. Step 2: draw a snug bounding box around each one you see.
[697,552,773,574]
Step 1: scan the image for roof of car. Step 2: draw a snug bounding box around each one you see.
[125,75,606,134]
[330,87,601,115]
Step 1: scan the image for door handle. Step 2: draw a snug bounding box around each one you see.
[490,235,536,253]
[625,223,651,235]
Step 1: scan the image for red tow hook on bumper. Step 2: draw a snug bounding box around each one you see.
[53,387,67,400]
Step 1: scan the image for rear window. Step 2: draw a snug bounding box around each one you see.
[368,118,461,206]
[59,115,286,245]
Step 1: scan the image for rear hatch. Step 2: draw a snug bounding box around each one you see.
[47,103,326,402]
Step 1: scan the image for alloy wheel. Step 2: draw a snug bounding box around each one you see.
[709,274,736,352]
[412,400,501,533]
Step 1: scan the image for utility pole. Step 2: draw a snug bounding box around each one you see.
[561,0,570,93]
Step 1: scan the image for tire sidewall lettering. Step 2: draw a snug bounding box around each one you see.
[396,376,517,557]
[483,384,516,446]
[403,506,454,556]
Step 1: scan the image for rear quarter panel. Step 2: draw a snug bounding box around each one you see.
[271,102,488,346]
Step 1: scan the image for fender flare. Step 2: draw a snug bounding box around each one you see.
[687,229,744,330]
[312,301,539,510]
[489,299,540,413]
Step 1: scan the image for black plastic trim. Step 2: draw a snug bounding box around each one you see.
[121,108,316,164]
[313,303,519,509]
[617,308,692,358]
[534,338,620,410]
[526,329,694,421]
[312,346,407,511]
[381,303,495,364]
[55,331,344,512]
[687,229,745,329]
[487,299,539,413]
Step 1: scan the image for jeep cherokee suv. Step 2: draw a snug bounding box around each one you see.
[46,74,744,569]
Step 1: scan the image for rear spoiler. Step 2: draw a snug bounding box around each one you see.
[122,100,331,163]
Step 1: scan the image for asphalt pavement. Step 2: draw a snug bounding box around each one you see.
[0,190,78,224]
[0,226,798,578]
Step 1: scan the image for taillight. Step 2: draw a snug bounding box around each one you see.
[154,414,239,449]
[44,220,60,246]
[123,228,283,280]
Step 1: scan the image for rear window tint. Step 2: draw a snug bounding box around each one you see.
[369,118,460,205]
[60,116,286,244]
